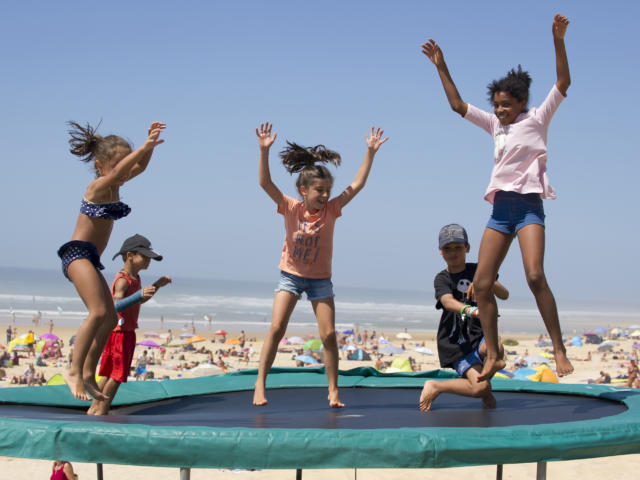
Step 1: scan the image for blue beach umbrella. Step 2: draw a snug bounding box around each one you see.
[294,355,318,364]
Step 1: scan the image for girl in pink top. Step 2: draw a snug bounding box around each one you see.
[50,461,76,480]
[421,14,573,381]
[254,122,388,408]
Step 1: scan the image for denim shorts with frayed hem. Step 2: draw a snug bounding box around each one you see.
[276,270,334,301]
[487,191,545,235]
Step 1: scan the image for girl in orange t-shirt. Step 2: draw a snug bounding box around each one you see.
[253,122,388,408]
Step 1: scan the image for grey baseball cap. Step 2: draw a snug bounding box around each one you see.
[113,234,163,261]
[438,224,468,249]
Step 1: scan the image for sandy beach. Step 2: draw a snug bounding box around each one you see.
[1,323,639,479]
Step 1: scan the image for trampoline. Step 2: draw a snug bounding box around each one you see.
[1,367,639,478]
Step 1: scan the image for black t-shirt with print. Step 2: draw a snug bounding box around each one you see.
[433,262,484,368]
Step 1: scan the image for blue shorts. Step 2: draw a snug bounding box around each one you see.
[57,240,105,280]
[276,271,334,301]
[487,191,545,235]
[452,338,485,377]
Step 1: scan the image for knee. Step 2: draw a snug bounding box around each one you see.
[470,380,492,398]
[268,323,287,340]
[320,330,337,345]
[525,269,547,292]
[473,275,494,297]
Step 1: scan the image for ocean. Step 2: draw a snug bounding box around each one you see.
[0,267,638,336]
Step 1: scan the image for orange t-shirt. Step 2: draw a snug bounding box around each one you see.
[278,195,342,279]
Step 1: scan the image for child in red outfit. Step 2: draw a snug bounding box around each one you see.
[88,234,170,415]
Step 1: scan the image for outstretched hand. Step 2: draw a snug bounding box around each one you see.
[146,122,166,148]
[153,276,172,289]
[552,14,570,40]
[365,126,389,152]
[256,122,277,150]
[421,39,446,68]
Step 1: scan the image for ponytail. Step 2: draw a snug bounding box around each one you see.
[279,141,341,192]
[67,120,132,175]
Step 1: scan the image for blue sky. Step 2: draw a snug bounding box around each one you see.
[1,1,638,302]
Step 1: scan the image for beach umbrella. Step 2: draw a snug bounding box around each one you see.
[187,335,207,344]
[630,330,640,339]
[304,339,323,351]
[46,373,66,386]
[342,329,354,335]
[40,333,59,341]
[288,336,305,344]
[378,337,390,344]
[379,344,405,355]
[213,329,227,336]
[629,325,640,330]
[414,347,434,355]
[396,332,412,340]
[343,345,358,351]
[224,338,242,345]
[610,328,623,336]
[179,332,195,338]
[138,340,160,348]
[8,337,28,351]
[512,367,537,380]
[570,336,583,346]
[190,364,224,377]
[294,355,318,364]
[595,327,608,334]
[389,357,413,372]
[597,343,615,352]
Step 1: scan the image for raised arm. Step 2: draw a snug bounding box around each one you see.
[552,14,571,95]
[89,122,165,198]
[128,121,167,180]
[337,126,388,208]
[421,39,468,116]
[256,122,283,205]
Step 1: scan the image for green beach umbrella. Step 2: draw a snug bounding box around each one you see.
[304,339,323,351]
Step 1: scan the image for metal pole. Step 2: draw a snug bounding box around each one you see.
[96,463,103,480]
[180,467,191,480]
[296,468,302,479]
[536,462,547,480]
[496,464,503,480]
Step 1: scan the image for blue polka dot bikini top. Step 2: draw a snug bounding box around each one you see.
[80,198,131,220]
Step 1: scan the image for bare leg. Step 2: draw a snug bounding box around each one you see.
[419,366,494,411]
[312,297,344,408]
[474,228,512,381]
[517,224,573,376]
[88,377,121,415]
[253,291,298,406]
[65,260,115,401]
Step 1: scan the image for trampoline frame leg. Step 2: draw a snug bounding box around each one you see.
[96,463,103,480]
[536,462,547,480]
[180,467,191,480]
[296,468,302,479]
[496,464,503,480]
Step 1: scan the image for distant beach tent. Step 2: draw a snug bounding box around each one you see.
[524,354,549,366]
[304,339,323,351]
[570,336,583,346]
[583,333,603,344]
[379,344,404,355]
[288,336,305,344]
[190,364,224,377]
[387,357,412,373]
[502,338,519,346]
[294,355,318,364]
[342,330,354,335]
[414,347,434,355]
[396,332,412,340]
[46,373,65,386]
[347,349,371,361]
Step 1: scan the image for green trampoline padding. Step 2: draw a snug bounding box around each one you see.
[0,367,638,469]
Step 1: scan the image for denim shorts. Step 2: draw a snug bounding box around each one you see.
[487,191,545,235]
[452,338,484,377]
[276,271,334,301]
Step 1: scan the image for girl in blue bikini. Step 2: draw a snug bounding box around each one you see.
[59,121,165,401]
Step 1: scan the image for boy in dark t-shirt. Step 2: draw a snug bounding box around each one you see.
[420,224,509,411]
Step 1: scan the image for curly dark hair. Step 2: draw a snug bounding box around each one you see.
[487,65,532,108]
[67,121,132,175]
[279,141,341,192]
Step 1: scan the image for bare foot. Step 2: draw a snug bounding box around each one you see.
[328,390,344,408]
[253,384,268,406]
[419,380,440,411]
[482,393,497,409]
[63,370,91,401]
[82,375,108,402]
[554,349,574,377]
[477,358,506,382]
